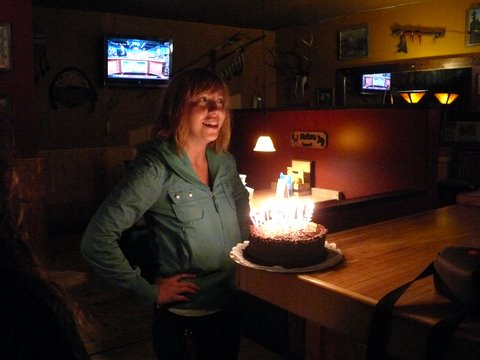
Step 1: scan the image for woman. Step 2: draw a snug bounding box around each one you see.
[0,125,90,359]
[81,68,251,359]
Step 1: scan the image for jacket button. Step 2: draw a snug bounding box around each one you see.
[188,192,193,198]
[174,193,180,199]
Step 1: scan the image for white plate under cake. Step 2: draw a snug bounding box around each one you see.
[230,240,343,273]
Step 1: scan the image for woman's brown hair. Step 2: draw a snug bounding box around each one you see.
[151,68,232,153]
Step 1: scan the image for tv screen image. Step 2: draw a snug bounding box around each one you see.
[104,35,173,87]
[361,73,391,92]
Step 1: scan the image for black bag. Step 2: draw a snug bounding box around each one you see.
[433,247,480,309]
[366,246,480,360]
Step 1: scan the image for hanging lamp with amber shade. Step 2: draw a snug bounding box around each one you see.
[397,90,428,104]
[434,92,459,105]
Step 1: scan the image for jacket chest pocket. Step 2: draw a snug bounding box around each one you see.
[169,189,204,223]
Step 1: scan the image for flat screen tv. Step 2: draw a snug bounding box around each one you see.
[361,72,391,92]
[103,34,173,87]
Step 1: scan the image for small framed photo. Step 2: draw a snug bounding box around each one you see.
[0,23,12,70]
[465,6,480,46]
[467,6,480,46]
[315,88,334,106]
[477,73,480,95]
[0,94,11,123]
[456,122,480,142]
[338,25,368,60]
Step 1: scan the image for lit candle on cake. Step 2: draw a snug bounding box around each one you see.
[245,197,329,268]
[250,198,315,238]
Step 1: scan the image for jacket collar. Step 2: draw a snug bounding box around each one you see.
[151,140,223,188]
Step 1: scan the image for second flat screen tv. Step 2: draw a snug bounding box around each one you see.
[361,73,391,92]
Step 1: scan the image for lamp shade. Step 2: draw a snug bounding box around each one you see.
[398,90,428,104]
[253,135,276,152]
[434,93,459,105]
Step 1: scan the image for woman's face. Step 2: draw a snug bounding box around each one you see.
[185,89,226,147]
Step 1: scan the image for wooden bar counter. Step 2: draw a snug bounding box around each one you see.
[237,204,480,359]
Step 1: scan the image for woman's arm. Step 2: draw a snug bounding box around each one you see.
[80,156,162,305]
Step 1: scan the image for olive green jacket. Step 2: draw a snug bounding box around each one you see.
[81,140,250,309]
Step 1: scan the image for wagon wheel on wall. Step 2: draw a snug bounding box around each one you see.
[49,67,97,112]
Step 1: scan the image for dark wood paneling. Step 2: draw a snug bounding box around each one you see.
[40,146,135,232]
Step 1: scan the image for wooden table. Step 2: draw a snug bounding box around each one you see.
[237,204,480,359]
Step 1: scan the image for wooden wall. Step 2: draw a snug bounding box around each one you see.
[40,146,135,232]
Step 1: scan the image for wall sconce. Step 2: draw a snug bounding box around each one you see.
[434,93,459,105]
[397,90,428,104]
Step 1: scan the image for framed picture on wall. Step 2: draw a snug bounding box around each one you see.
[338,25,368,60]
[466,6,480,46]
[315,88,334,106]
[477,73,480,95]
[0,24,12,70]
[0,94,11,124]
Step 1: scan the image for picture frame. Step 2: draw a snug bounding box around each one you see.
[315,88,334,106]
[0,23,12,70]
[0,94,11,123]
[477,73,480,95]
[455,122,480,142]
[338,25,368,60]
[466,6,480,46]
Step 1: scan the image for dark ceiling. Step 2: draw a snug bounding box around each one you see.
[33,0,425,30]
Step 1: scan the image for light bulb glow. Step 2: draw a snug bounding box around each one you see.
[250,198,314,238]
[253,135,276,152]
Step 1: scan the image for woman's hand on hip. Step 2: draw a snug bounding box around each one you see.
[155,273,200,305]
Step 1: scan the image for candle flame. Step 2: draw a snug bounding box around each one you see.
[250,198,315,238]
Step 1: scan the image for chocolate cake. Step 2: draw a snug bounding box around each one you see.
[244,222,328,268]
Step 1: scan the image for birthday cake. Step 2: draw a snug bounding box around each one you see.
[244,199,329,268]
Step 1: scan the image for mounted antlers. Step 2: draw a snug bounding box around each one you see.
[267,34,314,98]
